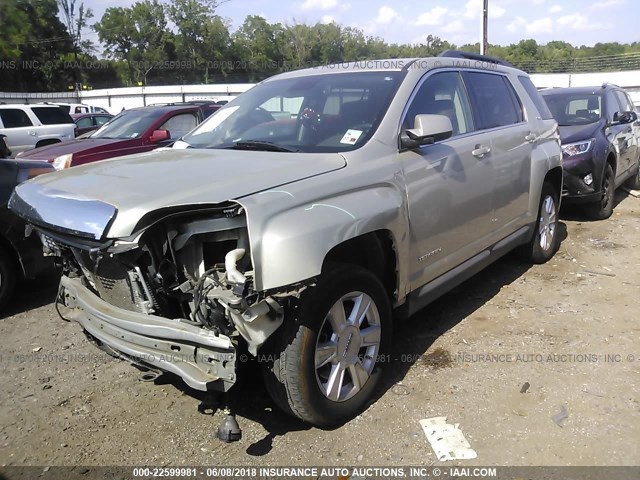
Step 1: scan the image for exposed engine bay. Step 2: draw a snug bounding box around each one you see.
[39,202,305,392]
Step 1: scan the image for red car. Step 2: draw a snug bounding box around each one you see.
[17,103,217,170]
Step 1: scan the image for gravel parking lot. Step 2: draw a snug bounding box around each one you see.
[0,191,639,469]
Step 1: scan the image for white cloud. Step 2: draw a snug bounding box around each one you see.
[549,5,562,13]
[340,2,351,11]
[526,17,553,34]
[300,0,338,11]
[375,5,399,25]
[532,0,546,4]
[509,16,553,35]
[442,19,465,34]
[557,13,602,30]
[320,15,335,23]
[506,16,526,33]
[589,0,625,9]
[416,6,448,26]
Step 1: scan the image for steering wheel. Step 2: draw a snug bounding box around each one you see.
[300,107,322,131]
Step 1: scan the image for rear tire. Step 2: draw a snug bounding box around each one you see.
[0,246,17,311]
[261,264,391,426]
[587,164,615,220]
[518,182,560,264]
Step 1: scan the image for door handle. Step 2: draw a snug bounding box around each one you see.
[525,133,537,143]
[28,131,37,136]
[472,145,491,158]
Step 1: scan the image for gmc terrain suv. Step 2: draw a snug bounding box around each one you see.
[0,105,75,157]
[10,52,563,426]
[541,84,640,219]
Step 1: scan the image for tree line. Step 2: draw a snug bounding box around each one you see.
[2,0,640,92]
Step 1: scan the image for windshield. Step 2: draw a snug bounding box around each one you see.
[542,92,602,126]
[91,109,158,139]
[181,71,404,152]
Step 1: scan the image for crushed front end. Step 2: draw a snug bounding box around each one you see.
[10,186,292,393]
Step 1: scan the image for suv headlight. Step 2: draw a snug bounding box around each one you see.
[52,153,73,170]
[561,139,594,156]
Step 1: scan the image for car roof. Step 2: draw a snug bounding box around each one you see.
[0,104,62,109]
[541,86,617,95]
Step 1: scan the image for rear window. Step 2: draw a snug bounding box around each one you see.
[518,76,554,120]
[31,107,74,125]
[0,109,33,128]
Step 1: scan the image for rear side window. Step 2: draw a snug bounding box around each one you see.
[518,76,554,120]
[95,115,111,125]
[76,117,93,128]
[31,107,74,125]
[463,72,523,129]
[0,109,33,128]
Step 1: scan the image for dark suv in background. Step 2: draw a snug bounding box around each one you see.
[541,84,640,219]
[16,102,219,170]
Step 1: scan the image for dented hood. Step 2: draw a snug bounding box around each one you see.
[10,148,346,239]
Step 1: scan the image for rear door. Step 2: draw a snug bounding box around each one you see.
[462,71,532,233]
[0,109,36,156]
[399,70,495,288]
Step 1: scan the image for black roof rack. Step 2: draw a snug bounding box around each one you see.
[438,50,514,68]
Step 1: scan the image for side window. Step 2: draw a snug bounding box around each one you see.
[32,107,74,125]
[0,109,33,128]
[76,117,93,128]
[614,90,633,112]
[403,71,474,137]
[159,113,199,139]
[606,91,622,121]
[517,76,553,120]
[95,115,111,126]
[463,72,523,129]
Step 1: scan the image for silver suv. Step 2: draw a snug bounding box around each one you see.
[0,104,75,157]
[10,52,562,426]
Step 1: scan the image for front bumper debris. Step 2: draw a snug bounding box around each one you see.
[60,275,237,391]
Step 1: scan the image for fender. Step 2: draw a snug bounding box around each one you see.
[239,184,410,299]
[527,127,563,217]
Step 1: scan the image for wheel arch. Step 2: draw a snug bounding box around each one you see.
[322,230,398,302]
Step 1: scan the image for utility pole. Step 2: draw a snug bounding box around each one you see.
[481,0,488,55]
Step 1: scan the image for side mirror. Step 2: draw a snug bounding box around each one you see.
[612,111,636,125]
[149,129,170,143]
[400,114,453,150]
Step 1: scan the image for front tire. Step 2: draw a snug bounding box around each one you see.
[519,181,560,264]
[588,164,615,220]
[261,264,391,426]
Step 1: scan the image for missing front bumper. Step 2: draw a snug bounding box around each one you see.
[59,275,237,392]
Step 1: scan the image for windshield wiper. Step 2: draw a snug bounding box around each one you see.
[227,140,299,152]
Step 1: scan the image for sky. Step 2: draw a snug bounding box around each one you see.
[80,0,639,48]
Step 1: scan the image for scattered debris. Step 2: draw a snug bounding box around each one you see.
[621,187,640,198]
[583,269,616,277]
[551,405,569,427]
[582,388,607,398]
[520,382,530,394]
[419,417,477,461]
[391,384,410,396]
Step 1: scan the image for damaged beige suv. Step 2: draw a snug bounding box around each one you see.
[10,51,562,428]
